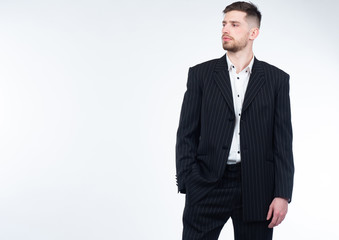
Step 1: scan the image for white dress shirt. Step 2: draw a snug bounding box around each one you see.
[226,53,254,164]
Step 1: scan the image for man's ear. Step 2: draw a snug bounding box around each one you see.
[249,27,259,40]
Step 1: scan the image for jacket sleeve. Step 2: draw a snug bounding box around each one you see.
[273,74,294,202]
[175,66,202,193]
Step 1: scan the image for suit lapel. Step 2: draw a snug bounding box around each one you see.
[242,58,265,113]
[213,55,266,114]
[213,54,235,113]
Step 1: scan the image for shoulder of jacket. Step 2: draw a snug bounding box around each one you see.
[190,58,219,71]
[258,60,289,78]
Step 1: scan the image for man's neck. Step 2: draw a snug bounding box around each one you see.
[227,49,254,74]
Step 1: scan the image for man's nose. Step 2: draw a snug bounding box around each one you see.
[222,25,229,34]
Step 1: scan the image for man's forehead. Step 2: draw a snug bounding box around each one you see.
[223,10,247,21]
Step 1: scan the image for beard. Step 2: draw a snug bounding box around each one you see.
[222,35,248,52]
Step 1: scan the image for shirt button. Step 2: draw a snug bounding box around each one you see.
[237,151,240,154]
[237,95,240,97]
[238,113,241,116]
[237,77,239,79]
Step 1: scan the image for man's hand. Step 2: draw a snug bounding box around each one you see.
[266,197,288,228]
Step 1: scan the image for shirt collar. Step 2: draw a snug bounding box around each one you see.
[226,53,255,74]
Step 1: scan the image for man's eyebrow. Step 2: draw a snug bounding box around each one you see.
[222,20,241,24]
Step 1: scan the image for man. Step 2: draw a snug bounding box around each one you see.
[175,2,294,240]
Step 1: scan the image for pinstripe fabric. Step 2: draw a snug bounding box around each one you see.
[175,54,294,222]
[182,164,273,240]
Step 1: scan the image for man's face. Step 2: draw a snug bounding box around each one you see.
[222,10,251,52]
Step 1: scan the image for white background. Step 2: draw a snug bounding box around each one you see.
[0,0,338,239]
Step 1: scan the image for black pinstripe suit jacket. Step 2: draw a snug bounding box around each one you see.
[175,54,294,221]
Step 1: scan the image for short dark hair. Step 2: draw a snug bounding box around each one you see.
[223,1,262,28]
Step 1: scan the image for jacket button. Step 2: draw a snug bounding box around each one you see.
[222,146,228,150]
[229,117,235,122]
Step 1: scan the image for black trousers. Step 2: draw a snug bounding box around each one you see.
[182,163,273,240]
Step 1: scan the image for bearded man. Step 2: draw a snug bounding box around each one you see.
[175,2,294,240]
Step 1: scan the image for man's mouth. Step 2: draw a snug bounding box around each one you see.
[222,36,232,41]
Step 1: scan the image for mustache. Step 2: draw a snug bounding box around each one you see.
[222,35,233,39]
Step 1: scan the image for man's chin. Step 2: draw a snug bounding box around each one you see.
[223,45,235,52]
